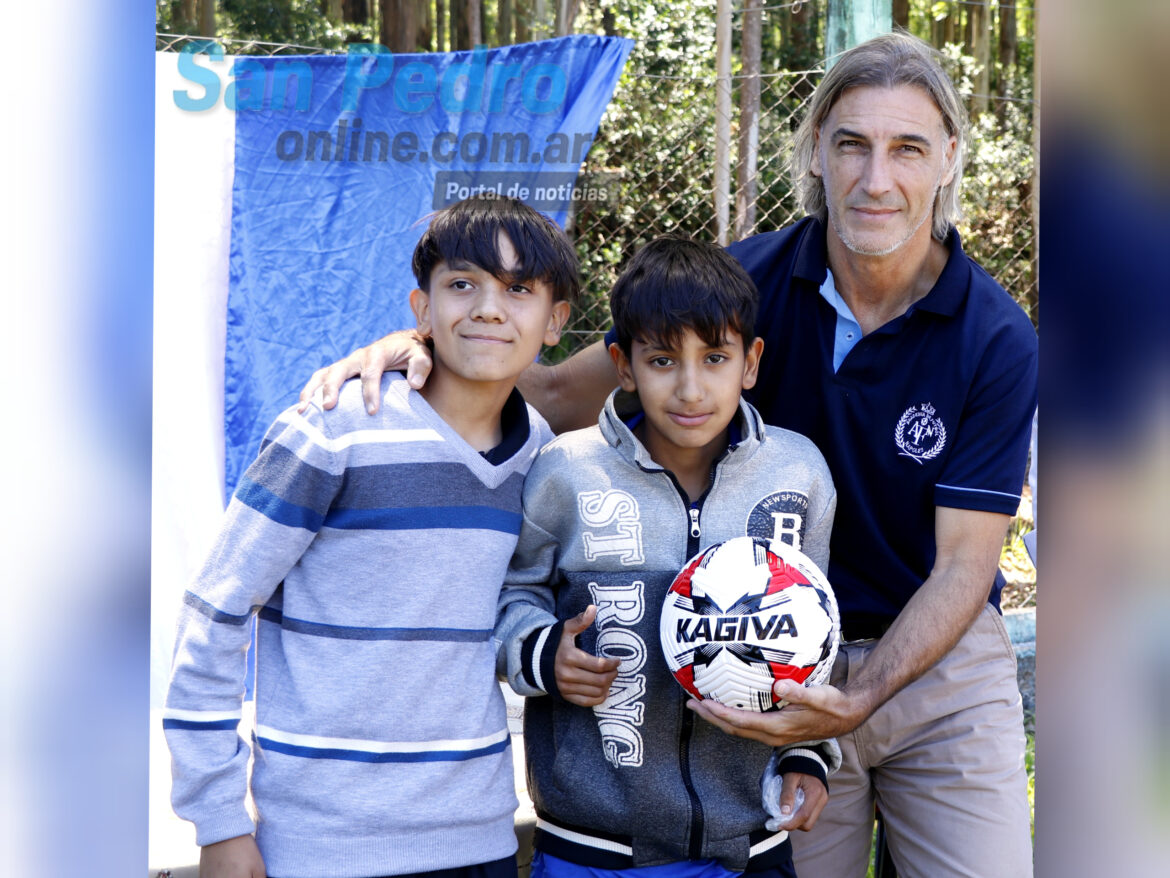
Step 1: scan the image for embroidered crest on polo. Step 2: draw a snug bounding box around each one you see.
[894,403,947,464]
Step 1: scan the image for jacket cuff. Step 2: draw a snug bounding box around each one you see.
[521,622,564,699]
[192,803,256,848]
[776,746,829,791]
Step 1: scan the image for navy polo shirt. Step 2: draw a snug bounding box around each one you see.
[726,217,1037,636]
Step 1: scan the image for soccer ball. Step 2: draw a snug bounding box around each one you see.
[659,536,840,712]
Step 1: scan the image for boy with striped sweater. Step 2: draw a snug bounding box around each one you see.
[163,196,578,878]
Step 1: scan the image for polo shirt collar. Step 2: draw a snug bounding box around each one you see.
[793,218,970,318]
[912,226,968,317]
[793,217,831,285]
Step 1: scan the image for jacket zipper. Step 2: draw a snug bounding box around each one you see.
[647,448,735,860]
[675,481,707,858]
[679,706,705,859]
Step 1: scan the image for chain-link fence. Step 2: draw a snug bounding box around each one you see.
[565,35,1037,356]
[157,26,1038,361]
[156,32,336,54]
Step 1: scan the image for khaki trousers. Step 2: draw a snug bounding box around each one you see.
[790,604,1033,878]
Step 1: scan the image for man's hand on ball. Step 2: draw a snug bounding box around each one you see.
[687,680,861,747]
[554,605,620,707]
[297,329,433,415]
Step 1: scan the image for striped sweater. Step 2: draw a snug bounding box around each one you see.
[164,372,551,878]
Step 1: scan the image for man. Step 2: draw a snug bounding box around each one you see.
[302,32,1036,878]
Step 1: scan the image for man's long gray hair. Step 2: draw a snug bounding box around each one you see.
[790,31,968,241]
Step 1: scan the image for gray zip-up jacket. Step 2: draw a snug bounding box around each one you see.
[495,390,840,870]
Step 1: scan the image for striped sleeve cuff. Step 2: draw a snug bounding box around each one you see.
[776,746,829,790]
[934,482,1023,515]
[521,622,564,700]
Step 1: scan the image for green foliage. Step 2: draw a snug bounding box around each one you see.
[559,0,724,354]
[156,0,179,31]
[157,0,374,51]
[939,43,1038,326]
[218,0,347,48]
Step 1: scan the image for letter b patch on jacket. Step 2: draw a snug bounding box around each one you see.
[746,491,810,550]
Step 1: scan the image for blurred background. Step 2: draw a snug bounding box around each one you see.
[155,0,1040,354]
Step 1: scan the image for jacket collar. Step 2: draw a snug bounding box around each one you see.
[597,389,767,473]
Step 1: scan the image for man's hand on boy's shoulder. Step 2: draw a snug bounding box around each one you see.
[199,834,266,878]
[298,329,433,416]
[554,605,620,707]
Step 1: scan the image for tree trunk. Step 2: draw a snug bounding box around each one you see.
[714,0,732,246]
[929,7,944,48]
[826,0,893,68]
[555,0,579,36]
[436,0,446,50]
[498,0,512,45]
[453,0,469,49]
[892,0,909,30]
[420,0,434,50]
[324,0,344,21]
[999,0,1018,70]
[735,0,762,240]
[343,0,370,24]
[969,0,991,117]
[601,4,616,37]
[995,0,1017,124]
[782,3,817,66]
[197,0,215,37]
[515,0,530,42]
[943,2,956,46]
[178,0,197,33]
[469,0,483,45]
[382,0,421,52]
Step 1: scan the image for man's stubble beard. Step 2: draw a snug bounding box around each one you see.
[824,167,945,258]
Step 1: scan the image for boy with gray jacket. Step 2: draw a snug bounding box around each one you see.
[495,237,840,878]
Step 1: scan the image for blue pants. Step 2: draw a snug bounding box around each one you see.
[532,851,796,878]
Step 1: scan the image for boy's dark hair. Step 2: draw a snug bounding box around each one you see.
[610,236,759,354]
[412,195,581,304]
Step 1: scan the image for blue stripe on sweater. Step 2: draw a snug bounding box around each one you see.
[245,441,343,510]
[256,736,510,763]
[257,605,491,641]
[183,591,256,626]
[334,462,525,510]
[162,718,240,731]
[235,476,327,531]
[235,472,521,535]
[323,505,522,534]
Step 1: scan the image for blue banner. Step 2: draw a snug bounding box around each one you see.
[220,36,632,497]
